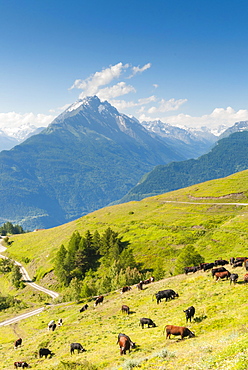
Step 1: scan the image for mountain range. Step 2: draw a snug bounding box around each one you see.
[1,96,248,230]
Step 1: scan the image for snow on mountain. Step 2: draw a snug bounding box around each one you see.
[3,123,45,142]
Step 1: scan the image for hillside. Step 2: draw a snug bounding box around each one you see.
[1,266,248,369]
[6,169,248,288]
[117,131,248,203]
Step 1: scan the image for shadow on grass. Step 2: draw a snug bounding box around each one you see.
[193,315,207,323]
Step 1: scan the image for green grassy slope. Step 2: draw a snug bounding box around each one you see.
[1,268,248,370]
[6,169,248,285]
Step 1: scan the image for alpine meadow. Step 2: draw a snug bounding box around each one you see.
[1,170,248,369]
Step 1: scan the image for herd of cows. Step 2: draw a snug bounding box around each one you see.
[12,255,248,367]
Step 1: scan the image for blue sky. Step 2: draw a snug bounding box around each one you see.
[1,0,248,131]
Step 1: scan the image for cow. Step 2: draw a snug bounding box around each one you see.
[58,318,63,326]
[79,304,88,312]
[155,289,179,304]
[229,273,238,284]
[244,273,248,283]
[137,281,143,290]
[164,325,195,340]
[183,306,195,323]
[230,257,235,265]
[117,333,136,355]
[94,295,104,307]
[48,323,56,331]
[48,320,55,331]
[214,259,229,266]
[215,270,231,281]
[121,305,130,314]
[203,263,215,271]
[14,362,30,369]
[234,257,248,263]
[184,266,198,274]
[39,348,52,358]
[232,261,243,268]
[143,276,155,284]
[139,317,156,329]
[121,286,132,293]
[14,338,22,349]
[211,267,227,278]
[70,343,86,354]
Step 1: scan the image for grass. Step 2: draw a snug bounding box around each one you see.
[0,266,248,369]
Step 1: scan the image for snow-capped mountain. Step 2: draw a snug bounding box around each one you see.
[3,123,45,142]
[218,121,248,139]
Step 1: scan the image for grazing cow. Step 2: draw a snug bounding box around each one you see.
[143,277,155,284]
[137,281,143,290]
[183,306,195,323]
[155,289,179,304]
[14,338,22,349]
[232,261,243,268]
[79,304,88,312]
[229,273,238,284]
[230,257,235,265]
[211,267,227,278]
[184,266,198,274]
[203,263,215,271]
[48,323,56,331]
[139,317,156,329]
[121,286,132,293]
[39,348,52,358]
[245,260,248,271]
[121,305,130,315]
[164,325,195,340]
[94,295,104,307]
[244,273,248,283]
[70,342,86,354]
[14,362,30,369]
[48,320,55,331]
[58,318,63,326]
[214,259,229,266]
[117,333,136,355]
[215,270,231,281]
[234,257,248,263]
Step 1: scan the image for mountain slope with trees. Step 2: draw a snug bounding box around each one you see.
[117,131,248,203]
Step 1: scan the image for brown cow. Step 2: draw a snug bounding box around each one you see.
[14,338,22,349]
[164,325,195,340]
[117,333,136,355]
[215,270,231,281]
[94,295,104,307]
[244,273,248,283]
[121,305,130,314]
[121,286,131,294]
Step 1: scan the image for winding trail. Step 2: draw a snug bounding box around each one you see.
[0,239,59,326]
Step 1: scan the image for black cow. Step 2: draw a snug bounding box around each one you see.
[245,260,248,271]
[184,266,198,274]
[230,257,235,265]
[58,318,63,326]
[121,305,130,314]
[94,295,104,307]
[183,306,195,323]
[70,343,86,354]
[39,348,52,358]
[121,286,132,293]
[211,267,227,278]
[80,304,88,312]
[164,325,195,340]
[229,273,238,284]
[137,281,143,290]
[117,334,136,355]
[14,338,22,349]
[234,257,248,263]
[139,317,156,329]
[14,362,30,369]
[214,259,229,266]
[232,261,243,268]
[203,263,215,271]
[155,289,179,304]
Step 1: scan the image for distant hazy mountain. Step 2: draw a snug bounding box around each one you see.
[0,96,185,230]
[117,131,248,203]
[218,120,248,139]
[0,124,45,152]
[141,120,218,158]
[0,130,19,152]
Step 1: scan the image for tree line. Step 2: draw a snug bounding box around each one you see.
[0,222,25,236]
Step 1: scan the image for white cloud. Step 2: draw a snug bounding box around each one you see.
[153,84,159,89]
[109,95,156,111]
[69,62,129,98]
[0,112,54,131]
[148,98,188,114]
[139,106,248,129]
[128,63,151,78]
[97,82,136,100]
